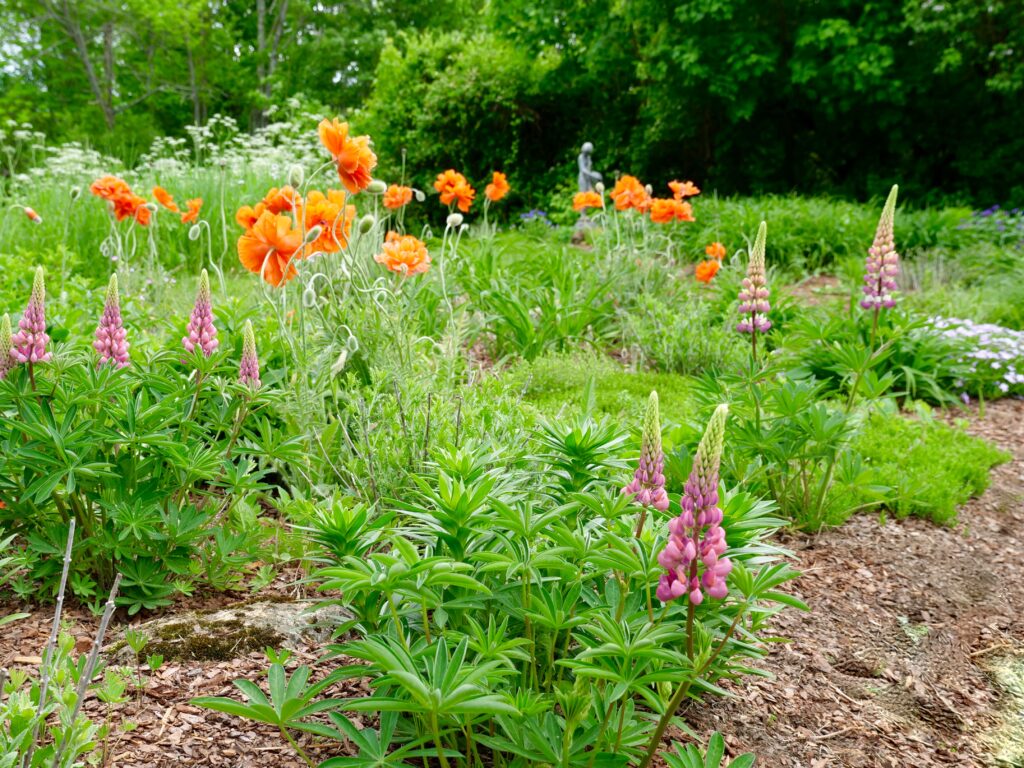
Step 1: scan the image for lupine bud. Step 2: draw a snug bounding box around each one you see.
[93,274,129,368]
[656,404,732,605]
[358,214,375,234]
[0,313,13,380]
[288,164,304,187]
[238,320,261,389]
[11,267,52,365]
[737,221,771,334]
[446,213,464,229]
[188,224,202,241]
[182,269,219,357]
[861,185,899,310]
[366,179,387,195]
[622,391,669,512]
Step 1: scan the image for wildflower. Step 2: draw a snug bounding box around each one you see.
[237,210,307,286]
[375,231,431,276]
[0,314,12,380]
[93,273,129,368]
[239,320,261,390]
[24,207,41,224]
[182,269,219,357]
[90,175,150,225]
[318,118,378,195]
[656,404,732,605]
[485,172,510,202]
[434,170,476,213]
[649,198,694,224]
[737,222,770,334]
[10,267,51,365]
[383,184,413,210]
[573,191,604,212]
[235,203,266,229]
[181,198,202,224]
[695,260,720,283]
[301,190,355,253]
[861,185,899,311]
[610,175,651,212]
[623,392,669,537]
[152,186,180,213]
[261,186,300,214]
[706,242,726,260]
[668,180,700,200]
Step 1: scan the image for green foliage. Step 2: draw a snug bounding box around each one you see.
[849,407,1010,525]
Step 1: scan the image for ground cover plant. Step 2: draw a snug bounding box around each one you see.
[1,108,1022,768]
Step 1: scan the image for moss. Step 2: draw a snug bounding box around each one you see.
[148,618,284,662]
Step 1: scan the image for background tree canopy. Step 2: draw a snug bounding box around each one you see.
[2,0,1022,205]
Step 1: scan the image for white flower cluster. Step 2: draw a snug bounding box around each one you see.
[930,316,1024,395]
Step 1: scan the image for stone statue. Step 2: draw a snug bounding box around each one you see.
[577,142,602,193]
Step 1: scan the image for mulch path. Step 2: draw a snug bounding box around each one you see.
[3,401,1023,767]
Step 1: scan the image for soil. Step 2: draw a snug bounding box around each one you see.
[2,401,1023,767]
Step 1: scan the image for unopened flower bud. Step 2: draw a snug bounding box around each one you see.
[70,186,81,200]
[366,179,387,196]
[413,189,426,203]
[345,334,360,353]
[288,164,304,187]
[358,214,375,234]
[188,224,202,241]
[144,202,158,212]
[595,182,605,194]
[303,225,323,244]
[446,213,464,228]
[331,348,348,375]
[302,286,317,308]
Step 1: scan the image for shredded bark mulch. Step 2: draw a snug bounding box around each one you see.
[2,401,1023,767]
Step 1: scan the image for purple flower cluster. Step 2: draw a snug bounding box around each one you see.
[519,209,555,228]
[957,205,1024,248]
[94,274,130,368]
[239,320,261,389]
[623,391,669,512]
[656,405,732,605]
[930,316,1024,396]
[737,221,771,334]
[861,185,899,311]
[182,269,219,357]
[11,267,52,365]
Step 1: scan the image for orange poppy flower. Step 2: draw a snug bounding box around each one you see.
[237,210,307,287]
[434,170,476,213]
[152,186,180,213]
[302,189,356,253]
[695,259,720,283]
[485,171,510,202]
[318,118,378,195]
[235,203,267,230]
[375,231,431,276]
[573,191,604,212]
[706,242,726,260]
[669,180,701,200]
[383,184,413,210]
[181,198,202,224]
[649,198,695,224]
[24,207,41,223]
[610,175,651,212]
[90,175,150,225]
[262,186,300,214]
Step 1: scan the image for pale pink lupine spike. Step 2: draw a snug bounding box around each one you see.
[737,221,771,335]
[182,269,219,357]
[655,405,732,605]
[0,313,13,380]
[94,274,130,368]
[622,391,669,515]
[11,267,52,365]
[238,320,261,389]
[861,185,899,310]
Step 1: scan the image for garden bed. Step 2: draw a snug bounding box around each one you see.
[3,400,1021,767]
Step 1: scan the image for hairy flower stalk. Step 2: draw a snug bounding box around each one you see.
[182,269,219,357]
[11,267,52,367]
[861,185,899,315]
[656,404,732,606]
[0,314,12,380]
[93,274,130,368]
[737,221,770,359]
[239,320,261,389]
[623,391,669,538]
